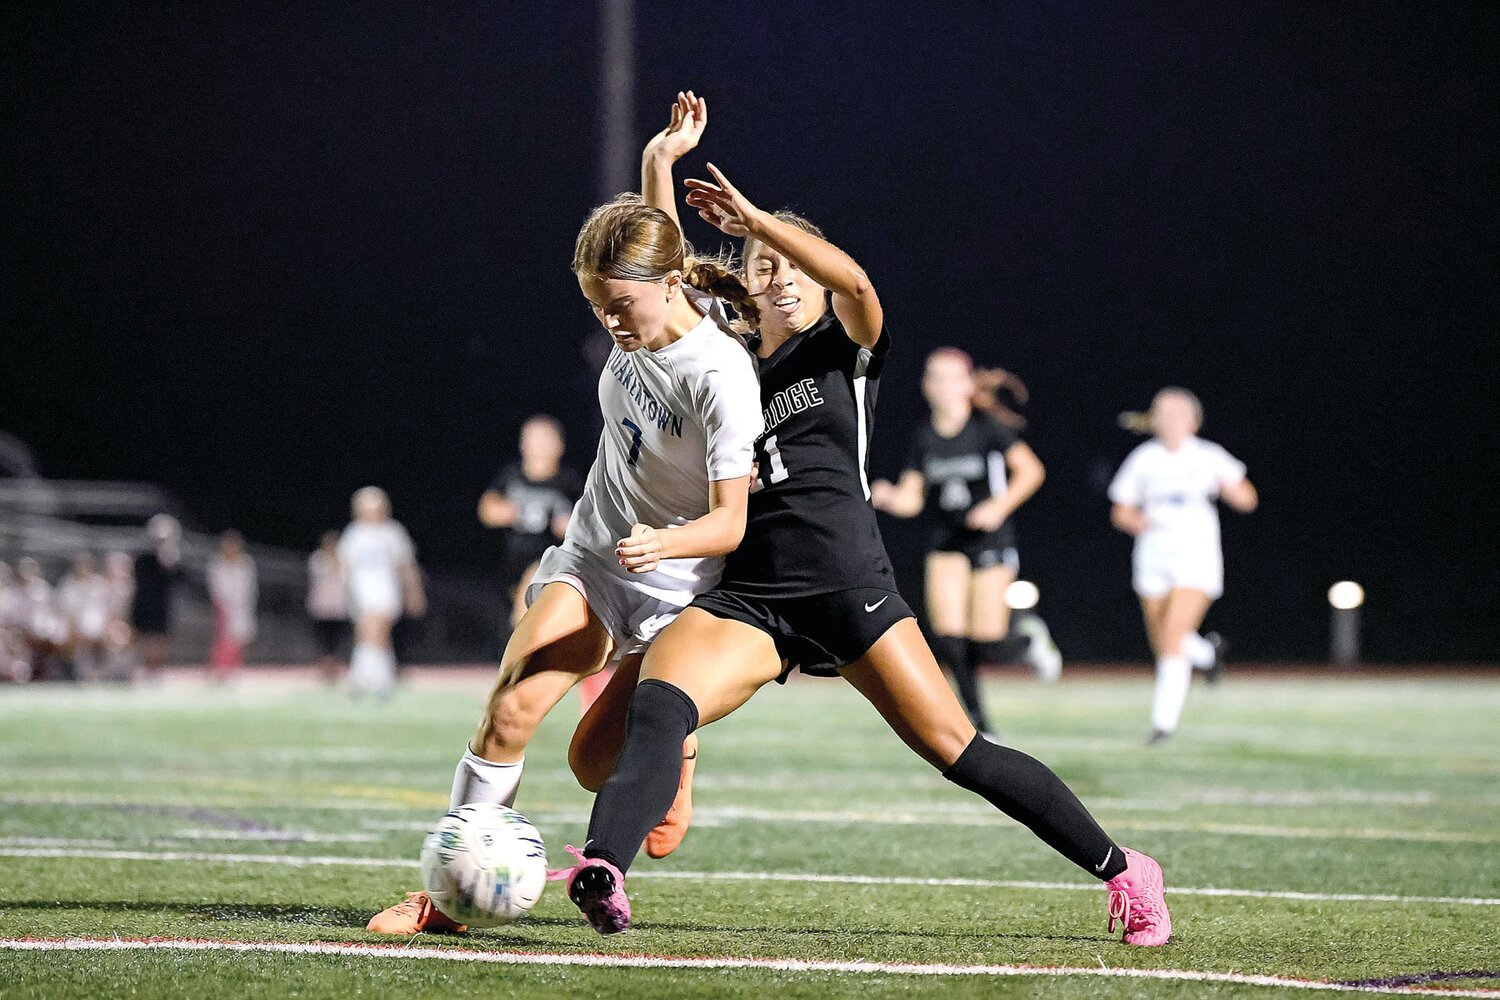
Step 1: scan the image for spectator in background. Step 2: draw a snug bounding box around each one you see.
[208,530,258,680]
[57,552,110,680]
[101,551,136,679]
[131,514,184,682]
[307,530,348,684]
[15,557,67,679]
[339,487,425,698]
[0,561,32,682]
[479,415,583,629]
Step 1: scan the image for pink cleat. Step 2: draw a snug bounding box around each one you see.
[548,845,631,935]
[1105,847,1173,946]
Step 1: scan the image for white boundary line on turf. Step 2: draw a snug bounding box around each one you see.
[3,846,1496,907]
[3,938,1499,998]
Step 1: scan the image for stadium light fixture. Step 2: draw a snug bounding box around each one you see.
[1005,580,1040,610]
[1327,581,1363,666]
[1327,581,1365,610]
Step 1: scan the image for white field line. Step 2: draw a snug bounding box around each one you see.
[168,829,382,844]
[6,779,1490,812]
[3,845,1497,907]
[3,938,1500,998]
[5,791,1491,843]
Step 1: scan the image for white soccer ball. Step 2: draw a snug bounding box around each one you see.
[419,803,548,927]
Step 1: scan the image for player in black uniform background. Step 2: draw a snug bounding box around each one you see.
[478,415,582,631]
[872,348,1045,736]
[553,124,1171,946]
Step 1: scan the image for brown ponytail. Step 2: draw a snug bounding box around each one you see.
[684,255,760,329]
[927,348,1029,429]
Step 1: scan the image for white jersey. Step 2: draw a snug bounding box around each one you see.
[566,289,763,604]
[209,555,259,643]
[1109,436,1246,559]
[338,519,415,617]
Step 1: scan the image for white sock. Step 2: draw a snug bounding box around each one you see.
[1151,654,1192,733]
[1181,632,1215,669]
[449,748,524,811]
[349,643,397,696]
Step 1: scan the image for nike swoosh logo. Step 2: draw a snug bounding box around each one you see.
[864,597,889,613]
[1094,846,1113,873]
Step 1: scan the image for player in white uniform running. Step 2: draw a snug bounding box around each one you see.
[367,94,763,935]
[339,487,425,698]
[1108,388,1258,743]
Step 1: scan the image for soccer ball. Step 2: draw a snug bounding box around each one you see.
[419,803,548,927]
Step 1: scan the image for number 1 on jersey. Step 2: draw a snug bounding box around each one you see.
[752,434,790,493]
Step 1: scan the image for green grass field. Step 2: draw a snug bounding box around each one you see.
[2,670,1499,998]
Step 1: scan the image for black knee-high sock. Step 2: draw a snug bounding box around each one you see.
[943,734,1127,880]
[583,679,698,875]
[931,635,988,732]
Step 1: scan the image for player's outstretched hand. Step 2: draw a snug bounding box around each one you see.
[684,163,761,238]
[645,91,708,164]
[617,523,664,574]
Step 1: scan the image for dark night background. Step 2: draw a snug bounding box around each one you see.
[4,4,1496,661]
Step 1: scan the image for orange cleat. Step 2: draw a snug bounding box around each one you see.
[644,733,698,859]
[365,891,467,935]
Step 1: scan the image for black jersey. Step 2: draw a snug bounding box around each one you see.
[487,464,583,564]
[131,551,183,634]
[719,308,897,598]
[903,411,1021,537]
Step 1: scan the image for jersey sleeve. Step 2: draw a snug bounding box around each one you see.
[1209,442,1247,488]
[695,358,764,481]
[486,465,516,496]
[986,415,1021,453]
[902,429,928,478]
[1108,447,1147,506]
[552,470,584,517]
[392,523,416,564]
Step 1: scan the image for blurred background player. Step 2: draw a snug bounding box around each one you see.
[478,415,582,630]
[57,552,109,681]
[1110,387,1258,744]
[0,562,30,682]
[207,529,258,681]
[130,514,183,682]
[872,348,1046,736]
[338,487,425,698]
[306,530,348,683]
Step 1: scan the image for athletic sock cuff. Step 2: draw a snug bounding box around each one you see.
[635,679,700,734]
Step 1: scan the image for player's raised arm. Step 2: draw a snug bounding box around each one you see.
[685,164,883,347]
[641,91,707,242]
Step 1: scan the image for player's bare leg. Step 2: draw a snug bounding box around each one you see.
[368,582,610,935]
[1146,587,1214,743]
[925,552,988,731]
[968,562,1014,646]
[349,613,396,698]
[842,618,1171,945]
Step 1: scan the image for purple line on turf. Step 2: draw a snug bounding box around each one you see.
[1338,971,1500,988]
[113,803,282,834]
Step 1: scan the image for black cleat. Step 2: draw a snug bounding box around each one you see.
[1145,728,1172,746]
[1203,632,1228,686]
